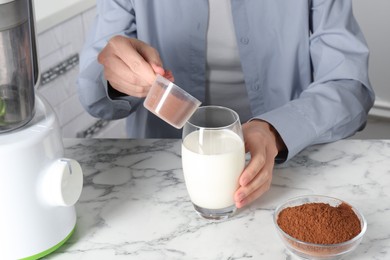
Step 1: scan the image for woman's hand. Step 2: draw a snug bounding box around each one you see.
[234,120,286,208]
[97,35,173,97]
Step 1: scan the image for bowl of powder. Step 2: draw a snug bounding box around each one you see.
[273,195,367,260]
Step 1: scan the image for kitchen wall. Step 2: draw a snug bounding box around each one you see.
[353,0,390,119]
[34,0,127,138]
[351,0,390,139]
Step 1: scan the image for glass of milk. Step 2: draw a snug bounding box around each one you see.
[181,106,245,220]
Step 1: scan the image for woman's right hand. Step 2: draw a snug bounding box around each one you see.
[97,35,173,97]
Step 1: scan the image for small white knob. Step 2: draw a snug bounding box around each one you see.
[41,158,83,206]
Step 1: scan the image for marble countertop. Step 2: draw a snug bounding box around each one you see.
[46,139,390,259]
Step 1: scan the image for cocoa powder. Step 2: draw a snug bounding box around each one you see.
[277,202,361,244]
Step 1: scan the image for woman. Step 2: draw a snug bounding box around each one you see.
[78,0,375,208]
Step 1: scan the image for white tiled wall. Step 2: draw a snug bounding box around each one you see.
[36,7,127,138]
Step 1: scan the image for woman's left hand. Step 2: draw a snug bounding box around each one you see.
[234,120,285,208]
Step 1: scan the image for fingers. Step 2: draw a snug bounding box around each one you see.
[136,43,164,73]
[239,147,265,186]
[150,63,166,76]
[235,177,272,209]
[98,35,171,97]
[234,120,280,208]
[100,52,150,97]
[235,159,273,208]
[163,70,175,82]
[234,150,272,208]
[120,39,158,84]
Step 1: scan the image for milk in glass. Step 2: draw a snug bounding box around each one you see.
[182,129,245,209]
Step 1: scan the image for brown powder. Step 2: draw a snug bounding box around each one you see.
[144,81,199,129]
[277,202,361,245]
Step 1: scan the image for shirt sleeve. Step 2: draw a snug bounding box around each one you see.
[77,0,141,120]
[257,0,375,161]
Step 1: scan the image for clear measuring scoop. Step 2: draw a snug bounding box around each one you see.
[144,75,201,129]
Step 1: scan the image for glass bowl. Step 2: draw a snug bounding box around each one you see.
[273,195,367,260]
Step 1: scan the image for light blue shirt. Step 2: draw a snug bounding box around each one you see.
[78,0,375,161]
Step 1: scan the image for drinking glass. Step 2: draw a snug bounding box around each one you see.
[181,106,245,220]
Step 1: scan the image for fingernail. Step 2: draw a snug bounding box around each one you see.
[238,192,245,201]
[236,200,245,209]
[151,64,165,75]
[240,177,248,186]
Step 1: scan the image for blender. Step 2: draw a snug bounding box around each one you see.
[0,0,83,259]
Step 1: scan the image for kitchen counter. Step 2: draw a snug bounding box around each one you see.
[47,139,390,259]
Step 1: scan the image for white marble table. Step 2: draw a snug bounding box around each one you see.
[46,139,390,259]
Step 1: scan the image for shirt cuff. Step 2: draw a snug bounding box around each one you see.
[103,75,143,109]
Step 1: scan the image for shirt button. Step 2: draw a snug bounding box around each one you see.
[240,37,249,45]
[252,84,260,91]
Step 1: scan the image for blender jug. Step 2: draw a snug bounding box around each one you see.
[0,0,38,133]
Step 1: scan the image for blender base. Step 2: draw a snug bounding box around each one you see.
[20,226,76,260]
[0,95,83,260]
